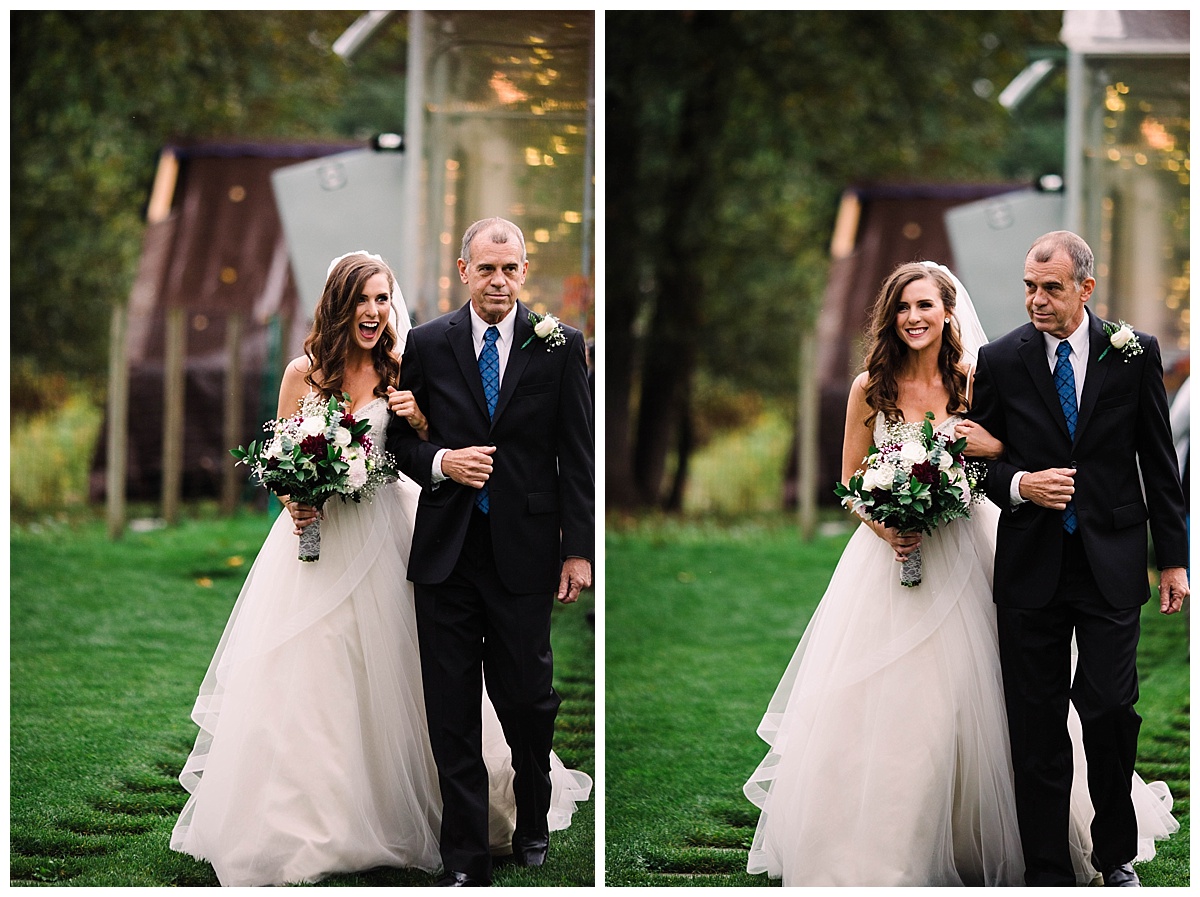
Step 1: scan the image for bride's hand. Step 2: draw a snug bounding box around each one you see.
[954,420,1003,460]
[386,386,429,440]
[284,500,319,535]
[876,524,921,562]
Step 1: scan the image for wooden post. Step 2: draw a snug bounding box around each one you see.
[105,303,130,539]
[796,322,820,542]
[220,312,244,515]
[162,307,187,525]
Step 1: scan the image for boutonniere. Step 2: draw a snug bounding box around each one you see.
[1097,320,1144,363]
[520,311,567,351]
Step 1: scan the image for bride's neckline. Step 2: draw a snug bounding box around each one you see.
[886,412,960,430]
[349,395,386,416]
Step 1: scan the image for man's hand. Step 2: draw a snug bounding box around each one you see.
[1019,468,1076,510]
[440,446,496,489]
[1159,566,1189,615]
[557,557,592,605]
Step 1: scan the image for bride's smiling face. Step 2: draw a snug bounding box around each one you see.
[351,272,391,352]
[894,278,946,352]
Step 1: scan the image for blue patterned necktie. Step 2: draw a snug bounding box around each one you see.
[475,325,500,514]
[1053,340,1078,533]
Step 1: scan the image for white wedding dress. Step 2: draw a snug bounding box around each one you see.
[743,414,1177,886]
[170,396,592,887]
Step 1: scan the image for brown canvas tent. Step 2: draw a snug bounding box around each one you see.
[90,140,359,503]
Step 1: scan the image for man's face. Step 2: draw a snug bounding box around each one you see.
[1023,248,1093,340]
[458,235,527,325]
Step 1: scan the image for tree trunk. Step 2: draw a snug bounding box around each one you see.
[603,72,646,511]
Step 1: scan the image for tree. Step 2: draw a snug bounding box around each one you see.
[10,11,380,397]
[605,10,1064,510]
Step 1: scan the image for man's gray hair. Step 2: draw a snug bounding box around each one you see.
[1028,230,1094,284]
[460,217,527,265]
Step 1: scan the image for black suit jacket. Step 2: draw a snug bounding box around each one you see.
[386,301,594,594]
[970,312,1187,609]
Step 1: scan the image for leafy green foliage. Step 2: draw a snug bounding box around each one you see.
[10,11,360,382]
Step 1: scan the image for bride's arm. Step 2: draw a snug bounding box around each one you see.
[954,419,1004,460]
[840,373,874,485]
[956,369,1004,460]
[841,374,920,561]
[275,357,320,534]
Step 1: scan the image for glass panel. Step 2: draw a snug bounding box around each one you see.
[1080,56,1189,366]
[418,12,594,336]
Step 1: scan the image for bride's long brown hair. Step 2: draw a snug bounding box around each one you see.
[303,254,401,401]
[861,262,968,425]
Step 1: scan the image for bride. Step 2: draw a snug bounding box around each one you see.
[743,261,1176,886]
[169,251,591,887]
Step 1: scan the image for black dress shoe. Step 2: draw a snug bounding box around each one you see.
[437,871,490,887]
[512,836,549,867]
[1100,862,1140,887]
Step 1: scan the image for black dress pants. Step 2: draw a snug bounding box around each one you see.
[997,532,1141,886]
[415,509,559,881]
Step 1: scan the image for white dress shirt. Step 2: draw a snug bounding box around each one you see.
[432,304,518,482]
[1009,308,1091,505]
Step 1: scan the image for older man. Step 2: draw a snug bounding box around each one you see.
[970,230,1188,886]
[387,217,593,886]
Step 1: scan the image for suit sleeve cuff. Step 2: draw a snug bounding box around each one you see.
[1009,471,1027,508]
[432,449,448,485]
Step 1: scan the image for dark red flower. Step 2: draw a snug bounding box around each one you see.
[300,434,328,457]
[911,461,939,485]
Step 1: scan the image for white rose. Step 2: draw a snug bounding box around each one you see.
[346,456,369,490]
[872,463,896,491]
[936,449,954,472]
[534,314,559,339]
[861,468,884,491]
[899,442,926,467]
[298,415,325,437]
[333,426,353,448]
[1110,325,1134,349]
[266,437,287,460]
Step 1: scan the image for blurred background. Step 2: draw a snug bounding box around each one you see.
[605,10,1189,527]
[11,10,596,530]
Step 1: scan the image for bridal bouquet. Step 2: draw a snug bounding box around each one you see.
[231,392,395,562]
[834,412,984,587]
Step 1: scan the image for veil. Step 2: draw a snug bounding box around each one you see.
[921,261,989,367]
[325,250,412,357]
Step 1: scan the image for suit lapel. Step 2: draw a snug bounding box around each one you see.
[1018,324,1073,441]
[1072,311,1110,446]
[491,302,533,425]
[446,303,491,421]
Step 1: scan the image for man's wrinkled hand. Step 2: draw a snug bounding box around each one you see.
[1159,566,1189,615]
[1019,468,1076,510]
[440,446,495,489]
[556,557,592,605]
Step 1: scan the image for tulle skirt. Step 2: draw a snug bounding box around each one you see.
[744,502,1176,886]
[170,477,591,886]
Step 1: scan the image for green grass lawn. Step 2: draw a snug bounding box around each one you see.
[604,516,1189,887]
[10,507,595,887]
